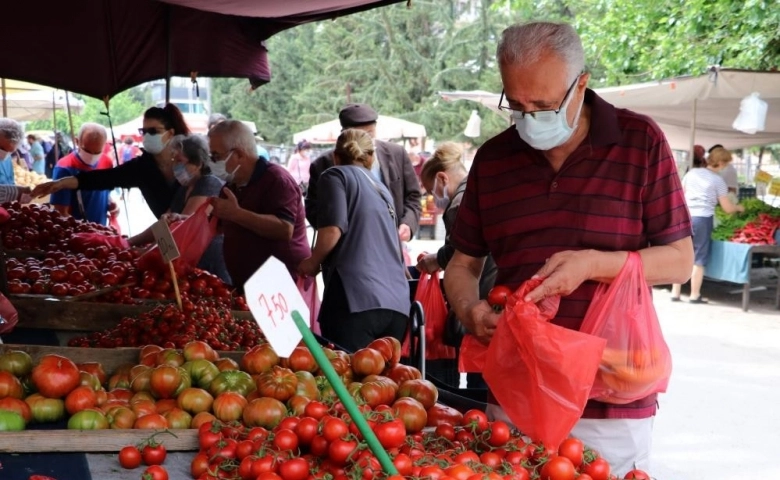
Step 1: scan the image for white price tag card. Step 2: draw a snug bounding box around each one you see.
[151,219,180,262]
[244,256,309,358]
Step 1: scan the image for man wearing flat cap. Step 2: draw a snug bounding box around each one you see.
[306,104,421,242]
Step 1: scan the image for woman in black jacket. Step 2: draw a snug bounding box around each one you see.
[32,104,190,218]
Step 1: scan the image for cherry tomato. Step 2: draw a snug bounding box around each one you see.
[141,442,167,466]
[118,445,141,469]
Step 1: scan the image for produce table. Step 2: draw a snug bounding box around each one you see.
[705,240,780,311]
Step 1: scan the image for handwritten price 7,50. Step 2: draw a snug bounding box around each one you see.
[257,293,289,327]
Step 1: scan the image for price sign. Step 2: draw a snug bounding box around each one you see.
[151,219,180,262]
[770,179,780,196]
[244,256,309,357]
[755,169,773,184]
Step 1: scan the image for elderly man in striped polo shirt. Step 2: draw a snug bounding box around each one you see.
[444,21,694,475]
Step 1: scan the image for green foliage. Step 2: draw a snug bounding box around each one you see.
[26,90,145,136]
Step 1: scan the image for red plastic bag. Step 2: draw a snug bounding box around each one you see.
[403,271,456,360]
[0,292,19,334]
[138,203,216,274]
[69,232,129,252]
[297,277,321,335]
[483,279,606,450]
[580,252,672,404]
[458,333,487,372]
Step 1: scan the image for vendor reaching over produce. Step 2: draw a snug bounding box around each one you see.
[31,104,190,217]
[444,21,693,475]
[207,120,312,293]
[298,129,410,352]
[672,147,744,303]
[49,123,114,225]
[126,134,231,283]
[0,118,23,186]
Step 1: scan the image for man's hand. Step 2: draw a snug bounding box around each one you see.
[415,253,440,274]
[398,224,412,242]
[31,180,62,198]
[297,257,321,277]
[524,250,595,303]
[467,300,501,345]
[211,188,240,221]
[16,186,32,203]
[160,212,187,225]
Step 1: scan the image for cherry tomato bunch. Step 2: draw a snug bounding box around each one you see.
[67,301,262,350]
[117,431,173,480]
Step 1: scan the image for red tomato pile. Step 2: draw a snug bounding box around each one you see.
[67,301,261,350]
[0,202,115,251]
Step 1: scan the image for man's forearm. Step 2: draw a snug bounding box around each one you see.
[227,208,293,241]
[311,227,342,265]
[590,237,693,285]
[443,255,486,333]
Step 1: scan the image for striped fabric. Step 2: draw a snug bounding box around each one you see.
[683,168,728,217]
[451,89,692,419]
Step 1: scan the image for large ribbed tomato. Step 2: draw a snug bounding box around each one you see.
[149,365,189,399]
[256,366,298,401]
[31,354,80,398]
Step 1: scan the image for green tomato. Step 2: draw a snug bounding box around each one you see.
[208,370,256,397]
[182,359,219,390]
[0,410,25,431]
[0,350,33,377]
[68,409,109,430]
[25,394,65,423]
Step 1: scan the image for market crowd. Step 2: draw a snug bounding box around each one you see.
[0,18,752,476]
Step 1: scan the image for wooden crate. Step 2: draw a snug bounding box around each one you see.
[0,344,245,453]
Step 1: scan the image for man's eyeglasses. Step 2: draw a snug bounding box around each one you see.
[138,127,164,135]
[209,149,233,163]
[498,74,581,120]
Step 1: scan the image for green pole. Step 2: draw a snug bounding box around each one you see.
[291,310,399,476]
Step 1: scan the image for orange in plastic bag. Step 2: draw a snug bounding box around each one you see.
[403,271,456,360]
[580,252,672,404]
[483,279,606,450]
[138,202,217,275]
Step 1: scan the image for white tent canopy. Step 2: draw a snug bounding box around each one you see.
[293,115,427,144]
[111,113,258,139]
[4,90,84,122]
[440,69,780,150]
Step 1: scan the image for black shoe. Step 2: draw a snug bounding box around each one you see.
[689,297,709,304]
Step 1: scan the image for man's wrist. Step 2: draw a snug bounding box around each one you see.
[588,249,628,282]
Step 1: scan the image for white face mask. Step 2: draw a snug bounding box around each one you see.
[210,151,239,183]
[511,79,584,151]
[143,131,170,154]
[432,177,450,210]
[78,149,101,166]
[0,149,9,160]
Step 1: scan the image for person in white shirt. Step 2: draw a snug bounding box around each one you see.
[713,148,739,196]
[672,146,744,303]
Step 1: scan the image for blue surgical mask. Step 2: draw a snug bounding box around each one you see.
[143,132,169,155]
[511,83,584,151]
[432,177,450,210]
[173,163,194,185]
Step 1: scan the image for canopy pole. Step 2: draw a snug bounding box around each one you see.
[52,91,59,164]
[688,98,698,170]
[1,79,6,117]
[165,5,172,103]
[65,92,77,146]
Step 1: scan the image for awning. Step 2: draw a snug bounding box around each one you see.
[293,115,427,144]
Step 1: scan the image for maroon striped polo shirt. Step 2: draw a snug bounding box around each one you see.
[451,89,692,419]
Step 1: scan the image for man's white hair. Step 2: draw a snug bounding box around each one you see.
[497,22,585,83]
[0,118,23,144]
[209,120,256,159]
[78,122,107,143]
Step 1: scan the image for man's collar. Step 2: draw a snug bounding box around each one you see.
[585,88,621,146]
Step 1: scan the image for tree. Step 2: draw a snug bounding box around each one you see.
[26,90,145,137]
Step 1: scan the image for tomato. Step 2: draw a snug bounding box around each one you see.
[163,407,192,428]
[79,371,103,391]
[461,409,489,433]
[278,457,309,480]
[0,410,25,431]
[182,359,220,389]
[106,405,136,429]
[419,466,447,479]
[487,285,512,309]
[25,394,65,423]
[0,350,33,376]
[242,344,279,374]
[392,397,428,433]
[273,428,299,451]
[118,445,142,469]
[581,457,611,480]
[149,365,189,399]
[134,413,168,429]
[0,370,23,399]
[426,403,463,427]
[322,416,349,442]
[452,451,480,465]
[444,464,476,480]
[242,397,288,428]
[76,362,107,386]
[155,348,185,367]
[287,347,317,373]
[623,470,651,480]
[191,452,210,478]
[397,379,438,409]
[212,392,248,422]
[540,456,576,480]
[557,438,584,467]
[328,438,358,466]
[0,397,32,423]
[177,387,214,414]
[209,370,256,397]
[31,354,81,398]
[183,340,219,362]
[256,366,298,401]
[143,465,169,480]
[359,378,398,408]
[67,409,109,430]
[303,400,328,420]
[142,442,167,465]
[65,385,99,414]
[294,371,319,400]
[351,348,385,377]
[486,420,511,447]
[256,473,283,480]
[373,418,406,449]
